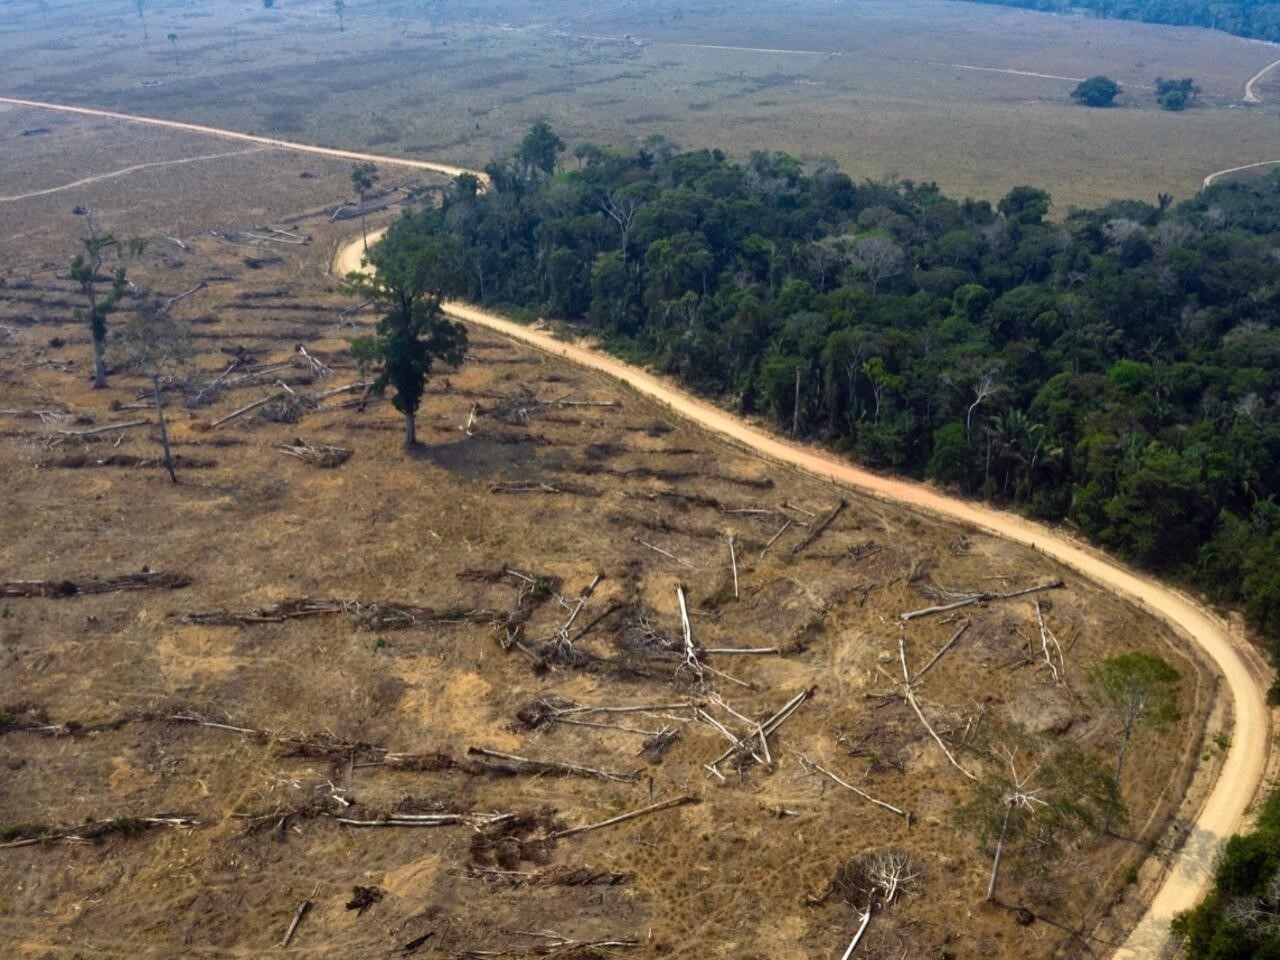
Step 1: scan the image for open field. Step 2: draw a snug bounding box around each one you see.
[2,0,1280,208]
[0,117,1224,957]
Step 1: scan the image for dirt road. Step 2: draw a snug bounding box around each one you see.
[0,146,268,204]
[1245,56,1280,102]
[1,91,1268,955]
[339,226,1271,957]
[0,96,487,184]
[1202,157,1280,188]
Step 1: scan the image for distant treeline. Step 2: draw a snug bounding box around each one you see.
[966,0,1280,43]
[388,127,1280,705]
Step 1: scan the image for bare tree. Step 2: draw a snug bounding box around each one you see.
[985,749,1048,902]
[849,235,905,296]
[114,301,192,483]
[600,190,643,264]
[830,848,922,958]
[966,367,1001,444]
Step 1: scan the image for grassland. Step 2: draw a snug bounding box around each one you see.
[0,105,1223,957]
[1,0,1279,208]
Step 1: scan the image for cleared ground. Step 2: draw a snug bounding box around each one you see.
[0,117,1222,958]
[2,0,1280,207]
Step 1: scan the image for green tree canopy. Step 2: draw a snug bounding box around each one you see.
[345,214,468,448]
[1071,75,1121,107]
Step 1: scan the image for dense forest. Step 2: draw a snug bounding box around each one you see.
[967,0,1280,42]
[382,126,1280,719]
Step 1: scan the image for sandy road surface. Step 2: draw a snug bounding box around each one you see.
[1245,56,1280,102]
[1,91,1267,956]
[1203,157,1280,188]
[338,227,1271,958]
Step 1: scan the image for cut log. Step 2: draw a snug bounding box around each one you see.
[542,794,698,841]
[910,621,970,685]
[790,499,847,555]
[280,884,318,948]
[899,580,1064,622]
[466,746,641,784]
[57,419,147,437]
[208,392,282,429]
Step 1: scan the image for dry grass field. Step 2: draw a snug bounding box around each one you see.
[1,0,1279,208]
[0,110,1223,958]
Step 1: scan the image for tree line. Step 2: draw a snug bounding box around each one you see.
[379,126,1280,719]
[967,0,1280,43]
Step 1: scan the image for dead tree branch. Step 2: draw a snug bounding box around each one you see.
[899,579,1064,622]
[541,794,698,841]
[796,754,910,822]
[910,621,971,685]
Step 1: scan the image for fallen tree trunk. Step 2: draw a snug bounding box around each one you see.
[541,794,698,841]
[790,499,847,555]
[466,746,641,784]
[1,570,190,598]
[899,579,1065,622]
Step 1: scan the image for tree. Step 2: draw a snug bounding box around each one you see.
[997,186,1051,225]
[517,121,565,179]
[350,161,380,249]
[1087,652,1180,811]
[166,32,178,64]
[1071,75,1120,107]
[960,741,1119,905]
[134,0,148,40]
[1155,76,1200,111]
[69,217,143,389]
[334,0,346,31]
[849,235,905,296]
[345,218,468,448]
[829,849,921,959]
[114,301,191,483]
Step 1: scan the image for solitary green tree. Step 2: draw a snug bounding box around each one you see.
[167,32,178,63]
[517,121,565,179]
[1088,651,1180,819]
[114,301,191,483]
[335,0,346,31]
[345,217,467,448]
[70,219,143,389]
[1070,75,1120,107]
[135,0,148,39]
[350,161,380,249]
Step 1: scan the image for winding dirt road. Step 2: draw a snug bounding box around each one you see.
[339,230,1272,959]
[1203,157,1280,189]
[1245,56,1280,102]
[1,92,1269,957]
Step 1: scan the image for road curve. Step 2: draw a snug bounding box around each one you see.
[338,229,1270,959]
[1203,158,1280,189]
[0,92,1265,956]
[1245,56,1280,102]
